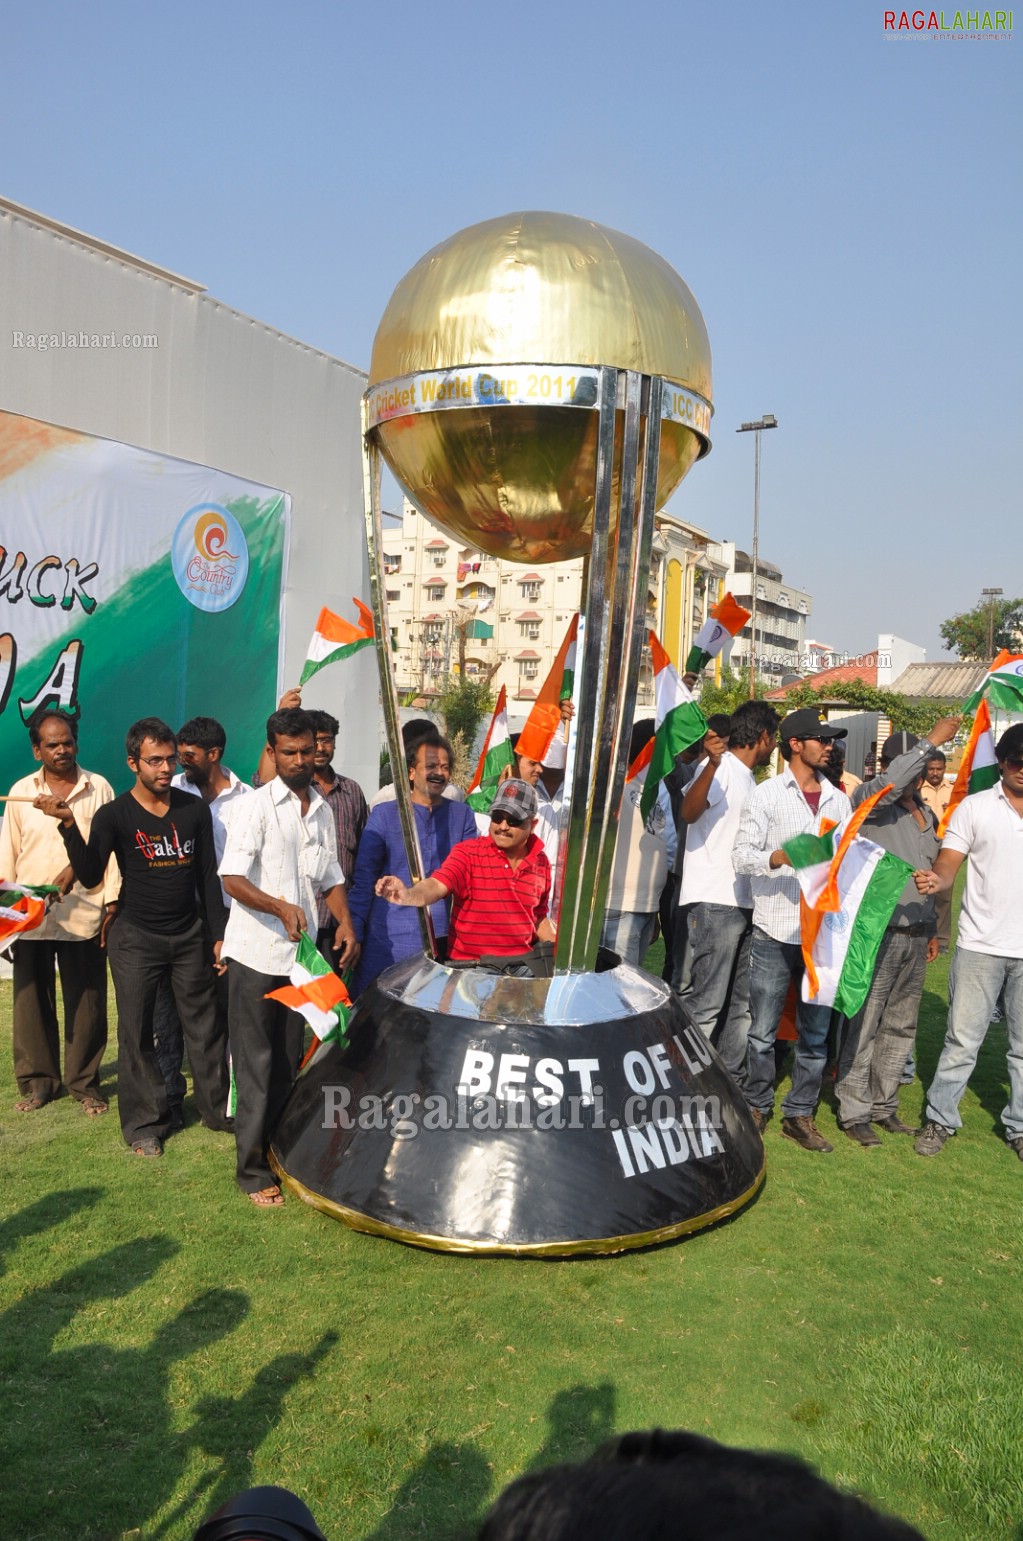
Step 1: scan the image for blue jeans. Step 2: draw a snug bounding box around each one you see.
[602,910,658,967]
[925,948,1023,1140]
[745,927,832,1118]
[686,904,752,1084]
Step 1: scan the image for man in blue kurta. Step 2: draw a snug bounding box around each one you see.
[348,733,477,994]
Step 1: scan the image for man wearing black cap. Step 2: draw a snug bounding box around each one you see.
[733,709,851,1151]
[834,716,960,1147]
[375,779,555,961]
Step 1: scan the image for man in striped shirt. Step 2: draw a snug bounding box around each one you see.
[374,779,555,961]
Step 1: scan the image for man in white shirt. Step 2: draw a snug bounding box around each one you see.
[601,719,677,966]
[914,722,1023,1160]
[679,702,779,1082]
[219,707,358,1206]
[733,709,852,1152]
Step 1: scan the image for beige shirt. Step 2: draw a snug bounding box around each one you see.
[920,778,952,822]
[0,767,120,941]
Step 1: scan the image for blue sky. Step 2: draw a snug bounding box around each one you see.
[4,0,1019,662]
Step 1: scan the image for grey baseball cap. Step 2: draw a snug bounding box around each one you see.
[489,778,538,822]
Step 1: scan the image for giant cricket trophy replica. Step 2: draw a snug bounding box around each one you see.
[271,213,765,1253]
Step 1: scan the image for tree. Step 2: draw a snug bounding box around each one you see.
[770,677,962,737]
[697,666,768,717]
[939,596,1023,660]
[435,674,495,753]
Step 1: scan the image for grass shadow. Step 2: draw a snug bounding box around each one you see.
[525,1383,617,1469]
[159,1330,342,1538]
[363,1440,494,1541]
[0,1186,103,1275]
[0,1239,256,1539]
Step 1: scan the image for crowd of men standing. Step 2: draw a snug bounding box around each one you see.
[2,684,1021,1208]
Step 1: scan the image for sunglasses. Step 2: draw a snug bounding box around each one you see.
[1003,756,1023,771]
[490,812,526,828]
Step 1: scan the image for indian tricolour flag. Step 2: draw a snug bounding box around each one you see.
[627,632,708,820]
[466,686,513,812]
[685,592,752,675]
[0,881,55,943]
[299,599,375,685]
[938,698,999,837]
[962,648,1023,715]
[264,932,353,1060]
[784,786,914,1017]
[515,614,579,764]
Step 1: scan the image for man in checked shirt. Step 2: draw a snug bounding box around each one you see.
[733,709,852,1153]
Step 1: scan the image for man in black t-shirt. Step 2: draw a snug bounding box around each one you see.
[36,716,231,1156]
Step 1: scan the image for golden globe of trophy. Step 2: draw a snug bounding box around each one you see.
[271,213,765,1254]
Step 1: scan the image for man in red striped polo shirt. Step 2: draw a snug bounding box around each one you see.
[374,780,555,960]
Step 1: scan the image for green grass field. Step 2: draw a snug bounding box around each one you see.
[2,932,1021,1541]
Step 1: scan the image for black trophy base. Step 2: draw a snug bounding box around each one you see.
[270,953,765,1256]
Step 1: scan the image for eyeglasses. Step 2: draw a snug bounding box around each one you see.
[314,735,336,747]
[1003,757,1023,771]
[139,755,177,767]
[490,812,526,828]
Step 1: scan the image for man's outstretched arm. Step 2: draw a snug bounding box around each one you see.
[375,874,450,908]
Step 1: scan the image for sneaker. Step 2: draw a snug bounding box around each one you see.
[131,1137,164,1158]
[914,1122,951,1157]
[840,1121,881,1148]
[781,1115,833,1153]
[1008,1136,1023,1163]
[873,1114,919,1135]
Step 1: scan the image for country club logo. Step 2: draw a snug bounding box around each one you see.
[171,504,249,612]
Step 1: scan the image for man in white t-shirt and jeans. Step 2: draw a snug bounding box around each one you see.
[679,702,779,1083]
[913,721,1023,1161]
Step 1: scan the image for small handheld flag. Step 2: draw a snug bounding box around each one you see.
[937,699,999,837]
[264,932,353,1061]
[300,601,375,685]
[0,881,57,944]
[961,648,1023,716]
[784,786,914,1017]
[685,593,751,675]
[626,633,707,821]
[466,686,514,812]
[515,615,579,764]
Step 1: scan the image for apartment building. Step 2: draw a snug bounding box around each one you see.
[383,500,584,711]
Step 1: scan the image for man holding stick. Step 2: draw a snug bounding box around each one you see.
[1,708,118,1115]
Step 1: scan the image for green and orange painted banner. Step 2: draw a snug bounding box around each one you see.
[0,409,290,789]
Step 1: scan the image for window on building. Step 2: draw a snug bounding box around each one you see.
[386,588,400,602]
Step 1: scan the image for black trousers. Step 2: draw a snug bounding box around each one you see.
[227,958,303,1192]
[105,916,230,1146]
[11,938,108,1102]
[152,968,230,1109]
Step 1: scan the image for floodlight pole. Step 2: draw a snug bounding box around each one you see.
[736,414,778,699]
[981,586,1003,659]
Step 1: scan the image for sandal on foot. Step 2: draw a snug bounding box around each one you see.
[248,1185,284,1207]
[80,1097,109,1117]
[15,1095,47,1112]
[131,1137,163,1158]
